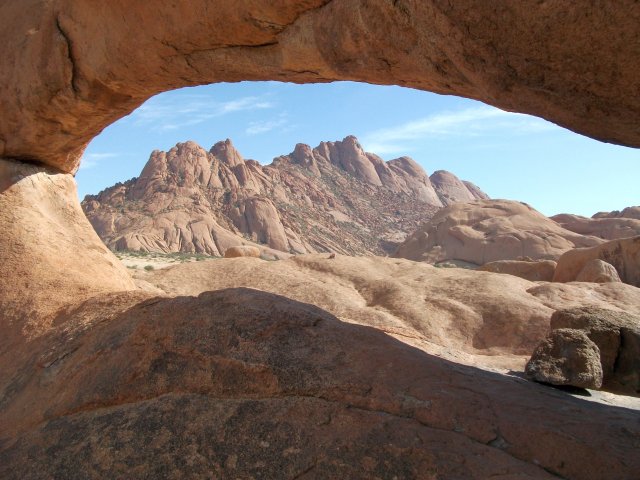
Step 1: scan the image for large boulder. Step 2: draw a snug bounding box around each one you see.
[478,259,557,282]
[553,236,640,287]
[550,307,640,394]
[394,199,602,265]
[575,259,621,283]
[525,329,603,389]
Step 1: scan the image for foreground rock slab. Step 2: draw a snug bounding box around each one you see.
[2,289,639,479]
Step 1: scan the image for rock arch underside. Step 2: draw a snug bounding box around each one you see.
[1,2,639,479]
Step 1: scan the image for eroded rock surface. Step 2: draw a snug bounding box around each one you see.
[576,259,622,284]
[224,245,261,258]
[138,254,640,367]
[552,212,640,240]
[479,259,557,282]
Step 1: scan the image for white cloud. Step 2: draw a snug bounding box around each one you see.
[361,106,556,155]
[79,152,118,170]
[246,114,289,135]
[132,94,275,131]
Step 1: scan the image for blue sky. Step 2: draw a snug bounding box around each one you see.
[77,81,639,217]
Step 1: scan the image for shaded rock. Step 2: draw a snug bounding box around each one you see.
[394,199,603,265]
[525,329,603,389]
[224,245,261,258]
[576,259,622,283]
[553,236,640,287]
[479,259,557,282]
[551,307,640,394]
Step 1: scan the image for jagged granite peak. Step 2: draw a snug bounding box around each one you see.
[210,138,244,167]
[83,137,488,256]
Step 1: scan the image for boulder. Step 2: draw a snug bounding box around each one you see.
[478,259,557,282]
[551,307,640,394]
[553,236,640,287]
[224,245,261,258]
[525,329,603,389]
[575,258,621,283]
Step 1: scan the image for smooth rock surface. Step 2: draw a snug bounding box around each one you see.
[2,2,640,172]
[0,159,136,352]
[526,329,604,389]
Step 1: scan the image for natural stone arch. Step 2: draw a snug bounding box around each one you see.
[2,3,640,478]
[1,0,639,173]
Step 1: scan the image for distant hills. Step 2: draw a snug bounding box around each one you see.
[82,136,487,256]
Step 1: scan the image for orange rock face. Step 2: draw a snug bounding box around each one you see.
[0,159,136,350]
[1,2,640,172]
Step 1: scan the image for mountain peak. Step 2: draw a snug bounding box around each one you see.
[210,138,243,167]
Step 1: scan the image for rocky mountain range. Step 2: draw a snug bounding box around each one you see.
[82,136,488,256]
